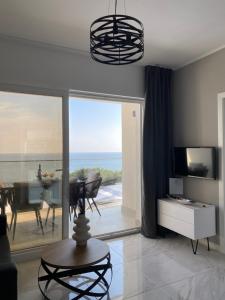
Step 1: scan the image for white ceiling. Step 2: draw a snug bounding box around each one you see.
[1,0,225,69]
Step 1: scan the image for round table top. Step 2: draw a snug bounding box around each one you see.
[41,238,110,269]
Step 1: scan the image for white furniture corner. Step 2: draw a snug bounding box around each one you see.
[158,198,216,254]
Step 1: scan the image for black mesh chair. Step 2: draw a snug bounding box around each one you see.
[45,180,62,232]
[0,196,4,215]
[85,177,102,216]
[0,189,10,216]
[69,180,82,220]
[9,182,44,240]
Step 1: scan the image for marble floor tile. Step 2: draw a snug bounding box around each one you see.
[109,248,124,266]
[18,288,43,300]
[17,259,40,293]
[127,287,171,300]
[17,234,225,300]
[156,266,225,300]
[106,263,157,299]
[127,255,194,288]
[203,248,225,269]
[108,234,161,263]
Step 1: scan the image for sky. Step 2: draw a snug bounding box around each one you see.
[0,91,62,154]
[69,98,122,153]
[0,92,122,154]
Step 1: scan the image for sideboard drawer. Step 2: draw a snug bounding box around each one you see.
[158,199,194,224]
[158,213,194,239]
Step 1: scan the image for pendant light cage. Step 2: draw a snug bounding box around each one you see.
[90,2,144,65]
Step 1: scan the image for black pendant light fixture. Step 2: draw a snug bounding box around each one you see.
[90,0,144,65]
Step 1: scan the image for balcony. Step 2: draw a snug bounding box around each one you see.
[0,155,140,251]
[0,92,141,251]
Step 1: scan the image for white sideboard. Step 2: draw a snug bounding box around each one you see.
[158,198,216,241]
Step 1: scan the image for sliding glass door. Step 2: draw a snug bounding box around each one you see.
[0,91,63,251]
[0,89,142,251]
[68,96,142,237]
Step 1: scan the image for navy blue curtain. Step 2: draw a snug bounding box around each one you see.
[142,66,173,238]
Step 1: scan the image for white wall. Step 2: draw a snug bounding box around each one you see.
[173,48,225,206]
[173,47,225,246]
[122,102,142,223]
[0,37,144,98]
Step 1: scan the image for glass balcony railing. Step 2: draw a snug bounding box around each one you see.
[0,159,63,184]
[0,154,137,249]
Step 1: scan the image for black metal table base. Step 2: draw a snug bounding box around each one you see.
[190,237,210,255]
[38,254,112,300]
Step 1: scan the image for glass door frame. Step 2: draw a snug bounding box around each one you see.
[69,90,144,239]
[0,84,70,255]
[0,83,144,257]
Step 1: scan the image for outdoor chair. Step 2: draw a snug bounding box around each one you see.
[69,179,82,220]
[0,184,14,216]
[45,180,62,232]
[0,190,8,215]
[85,174,102,216]
[9,182,44,240]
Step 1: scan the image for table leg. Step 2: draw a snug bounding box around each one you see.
[38,254,112,300]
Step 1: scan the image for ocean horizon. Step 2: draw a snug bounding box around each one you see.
[0,152,122,183]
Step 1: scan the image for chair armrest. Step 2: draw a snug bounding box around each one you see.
[0,262,17,300]
[0,215,7,236]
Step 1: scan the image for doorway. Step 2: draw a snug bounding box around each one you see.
[69,96,142,237]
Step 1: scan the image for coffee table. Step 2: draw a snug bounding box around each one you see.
[38,238,112,300]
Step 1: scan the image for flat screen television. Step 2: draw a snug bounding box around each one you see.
[174,147,217,179]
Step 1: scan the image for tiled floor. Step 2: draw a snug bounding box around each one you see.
[8,205,140,251]
[7,208,62,251]
[70,205,140,237]
[17,233,225,300]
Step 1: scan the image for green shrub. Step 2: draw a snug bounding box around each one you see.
[70,168,122,186]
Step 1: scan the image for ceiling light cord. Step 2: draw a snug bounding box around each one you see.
[124,0,126,15]
[109,0,125,16]
[108,0,110,15]
[115,0,118,15]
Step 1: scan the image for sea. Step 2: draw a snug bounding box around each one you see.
[69,152,122,172]
[0,152,122,183]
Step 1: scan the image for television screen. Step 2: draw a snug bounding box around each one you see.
[174,147,216,179]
